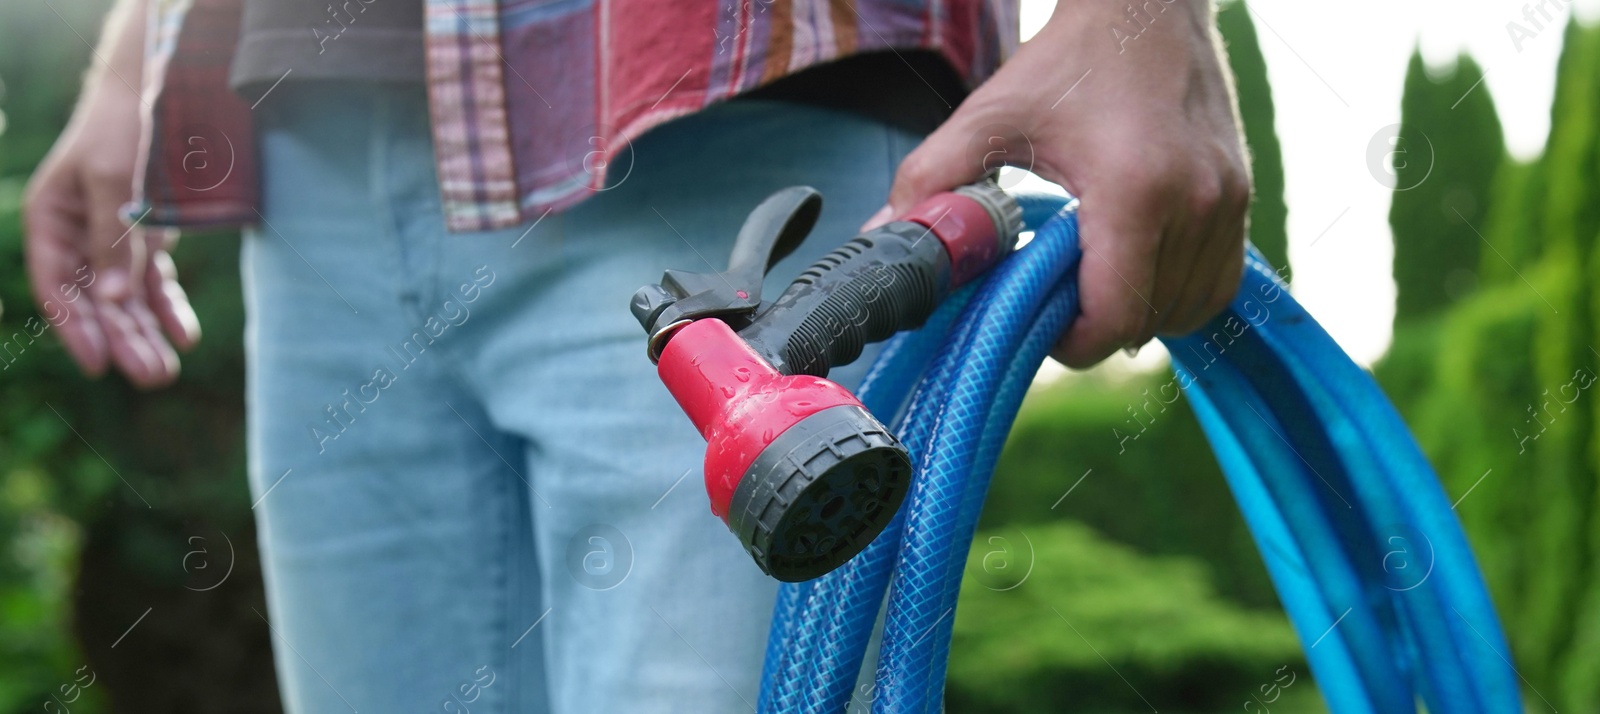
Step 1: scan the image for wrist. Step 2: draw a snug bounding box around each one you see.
[1040,0,1212,52]
[82,0,146,97]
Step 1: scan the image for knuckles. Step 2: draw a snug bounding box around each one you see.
[1186,171,1225,222]
[1184,151,1251,225]
[1218,163,1252,223]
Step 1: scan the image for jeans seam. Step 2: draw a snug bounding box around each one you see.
[488,429,513,714]
[372,88,432,326]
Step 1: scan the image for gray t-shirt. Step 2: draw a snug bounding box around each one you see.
[230,0,425,98]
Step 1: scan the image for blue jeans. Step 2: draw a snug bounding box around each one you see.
[242,83,918,713]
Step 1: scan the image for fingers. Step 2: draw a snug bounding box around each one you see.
[143,232,201,352]
[1199,238,1246,326]
[93,297,171,386]
[83,160,142,303]
[862,108,1023,231]
[1158,165,1250,335]
[1052,186,1163,368]
[1159,227,1242,337]
[80,159,184,388]
[1049,143,1249,368]
[93,252,177,389]
[1141,211,1210,342]
[124,290,182,383]
[23,166,110,376]
[95,241,180,389]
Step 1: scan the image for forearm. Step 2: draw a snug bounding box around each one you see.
[1038,0,1215,48]
[77,0,147,116]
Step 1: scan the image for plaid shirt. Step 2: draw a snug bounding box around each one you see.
[136,0,1017,233]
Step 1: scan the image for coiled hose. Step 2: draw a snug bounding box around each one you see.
[757,193,1522,713]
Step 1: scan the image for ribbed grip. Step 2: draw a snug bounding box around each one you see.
[741,221,951,377]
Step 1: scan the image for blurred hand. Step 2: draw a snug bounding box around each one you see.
[23,0,198,388]
[865,0,1250,368]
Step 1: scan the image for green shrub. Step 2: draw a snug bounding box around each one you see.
[983,372,1279,609]
[948,521,1315,714]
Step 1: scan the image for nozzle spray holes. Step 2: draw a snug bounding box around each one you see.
[565,524,634,590]
[820,496,845,519]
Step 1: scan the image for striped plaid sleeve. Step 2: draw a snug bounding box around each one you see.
[135,0,259,231]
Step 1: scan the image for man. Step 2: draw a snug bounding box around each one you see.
[24,0,1248,710]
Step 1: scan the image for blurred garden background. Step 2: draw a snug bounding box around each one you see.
[3,0,1600,712]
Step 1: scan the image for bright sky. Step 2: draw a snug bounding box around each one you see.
[1022,0,1600,383]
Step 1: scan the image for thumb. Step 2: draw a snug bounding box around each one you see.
[863,113,1024,231]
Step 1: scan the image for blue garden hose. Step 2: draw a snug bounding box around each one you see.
[756,193,1521,713]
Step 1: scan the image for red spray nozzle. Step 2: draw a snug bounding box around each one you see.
[658,319,910,581]
[632,179,1022,581]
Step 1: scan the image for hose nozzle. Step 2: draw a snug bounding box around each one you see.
[634,179,1022,580]
[658,319,911,581]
